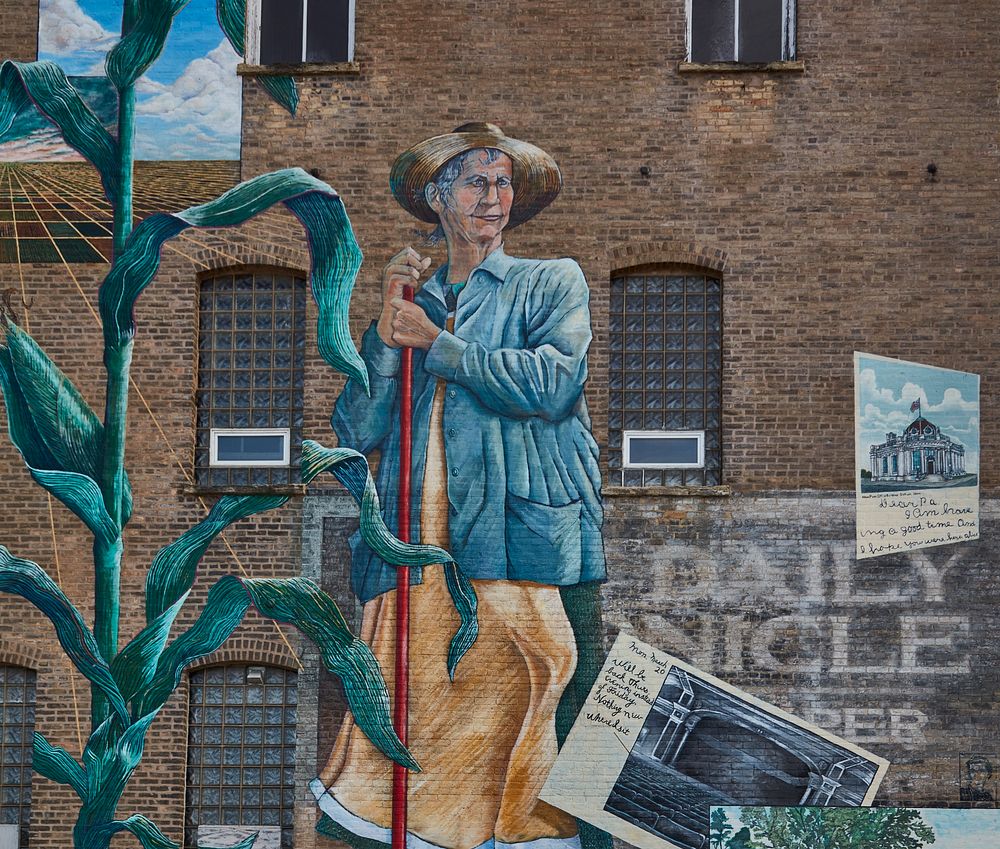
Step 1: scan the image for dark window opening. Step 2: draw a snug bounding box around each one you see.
[185,665,297,849]
[690,0,794,63]
[0,665,36,848]
[259,0,354,65]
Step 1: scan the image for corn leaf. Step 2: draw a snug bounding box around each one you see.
[0,346,59,472]
[141,575,418,771]
[144,494,288,624]
[0,548,129,725]
[97,168,367,393]
[0,61,119,202]
[301,440,451,567]
[81,715,116,803]
[33,732,87,798]
[215,0,298,115]
[302,439,479,677]
[112,592,189,705]
[27,468,118,546]
[106,0,191,91]
[5,322,104,479]
[95,814,178,849]
[1,323,133,526]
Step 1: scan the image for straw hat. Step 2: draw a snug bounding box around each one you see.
[389,123,562,229]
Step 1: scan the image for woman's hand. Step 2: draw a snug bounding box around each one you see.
[387,298,441,350]
[377,247,432,347]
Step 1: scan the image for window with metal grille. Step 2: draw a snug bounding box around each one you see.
[689,0,796,64]
[185,665,297,848]
[608,270,722,487]
[196,270,306,488]
[0,665,36,848]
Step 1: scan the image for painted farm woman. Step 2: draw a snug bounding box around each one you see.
[312,124,606,849]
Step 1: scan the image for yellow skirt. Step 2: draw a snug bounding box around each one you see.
[313,568,580,849]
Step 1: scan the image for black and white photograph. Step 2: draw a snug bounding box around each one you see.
[604,666,884,849]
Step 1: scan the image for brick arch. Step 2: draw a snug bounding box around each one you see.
[186,639,301,675]
[195,258,309,280]
[187,229,310,274]
[608,240,727,275]
[0,642,44,671]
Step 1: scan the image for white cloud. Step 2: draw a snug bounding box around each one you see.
[39,0,117,58]
[134,39,241,158]
[137,39,242,132]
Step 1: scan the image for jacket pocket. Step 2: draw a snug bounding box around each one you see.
[505,494,583,585]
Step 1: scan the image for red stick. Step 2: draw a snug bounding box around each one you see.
[392,284,415,849]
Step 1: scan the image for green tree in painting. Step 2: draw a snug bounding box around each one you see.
[711,808,734,849]
[736,807,936,849]
[0,2,476,847]
[726,827,754,849]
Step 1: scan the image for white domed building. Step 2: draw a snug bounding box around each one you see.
[869,415,967,483]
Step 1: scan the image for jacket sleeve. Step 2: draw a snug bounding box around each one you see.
[423,259,592,422]
[331,321,400,453]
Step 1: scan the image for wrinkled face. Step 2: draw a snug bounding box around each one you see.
[431,151,514,247]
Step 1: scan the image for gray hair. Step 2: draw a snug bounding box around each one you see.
[425,147,506,244]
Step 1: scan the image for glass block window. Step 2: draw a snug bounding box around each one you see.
[609,270,722,487]
[185,665,297,849]
[196,271,307,487]
[0,665,36,847]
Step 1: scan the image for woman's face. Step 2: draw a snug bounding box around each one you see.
[431,151,514,248]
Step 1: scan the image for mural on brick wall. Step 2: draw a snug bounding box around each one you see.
[0,4,991,847]
[541,635,887,849]
[710,806,1000,849]
[309,123,611,849]
[854,352,980,559]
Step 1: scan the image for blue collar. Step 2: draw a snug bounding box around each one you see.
[423,246,514,306]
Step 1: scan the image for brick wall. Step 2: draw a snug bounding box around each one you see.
[0,0,36,62]
[239,0,1000,493]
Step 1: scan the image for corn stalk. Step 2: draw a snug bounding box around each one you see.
[0,2,478,846]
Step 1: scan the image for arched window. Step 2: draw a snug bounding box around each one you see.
[185,664,297,848]
[196,270,307,488]
[609,268,722,487]
[0,665,36,848]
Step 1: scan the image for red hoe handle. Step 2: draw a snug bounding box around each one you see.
[392,283,415,849]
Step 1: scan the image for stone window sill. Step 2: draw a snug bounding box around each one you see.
[237,62,360,76]
[603,485,732,498]
[678,60,805,73]
[180,484,307,497]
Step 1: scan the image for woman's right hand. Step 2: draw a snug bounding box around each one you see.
[377,247,432,347]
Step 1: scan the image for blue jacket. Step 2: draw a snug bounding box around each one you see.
[332,247,606,603]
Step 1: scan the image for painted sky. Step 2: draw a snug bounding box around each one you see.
[715,807,1000,848]
[36,0,241,159]
[855,353,980,475]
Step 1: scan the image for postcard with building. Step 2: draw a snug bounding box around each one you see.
[854,352,980,559]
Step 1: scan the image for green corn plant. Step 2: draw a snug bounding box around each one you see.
[0,2,478,847]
